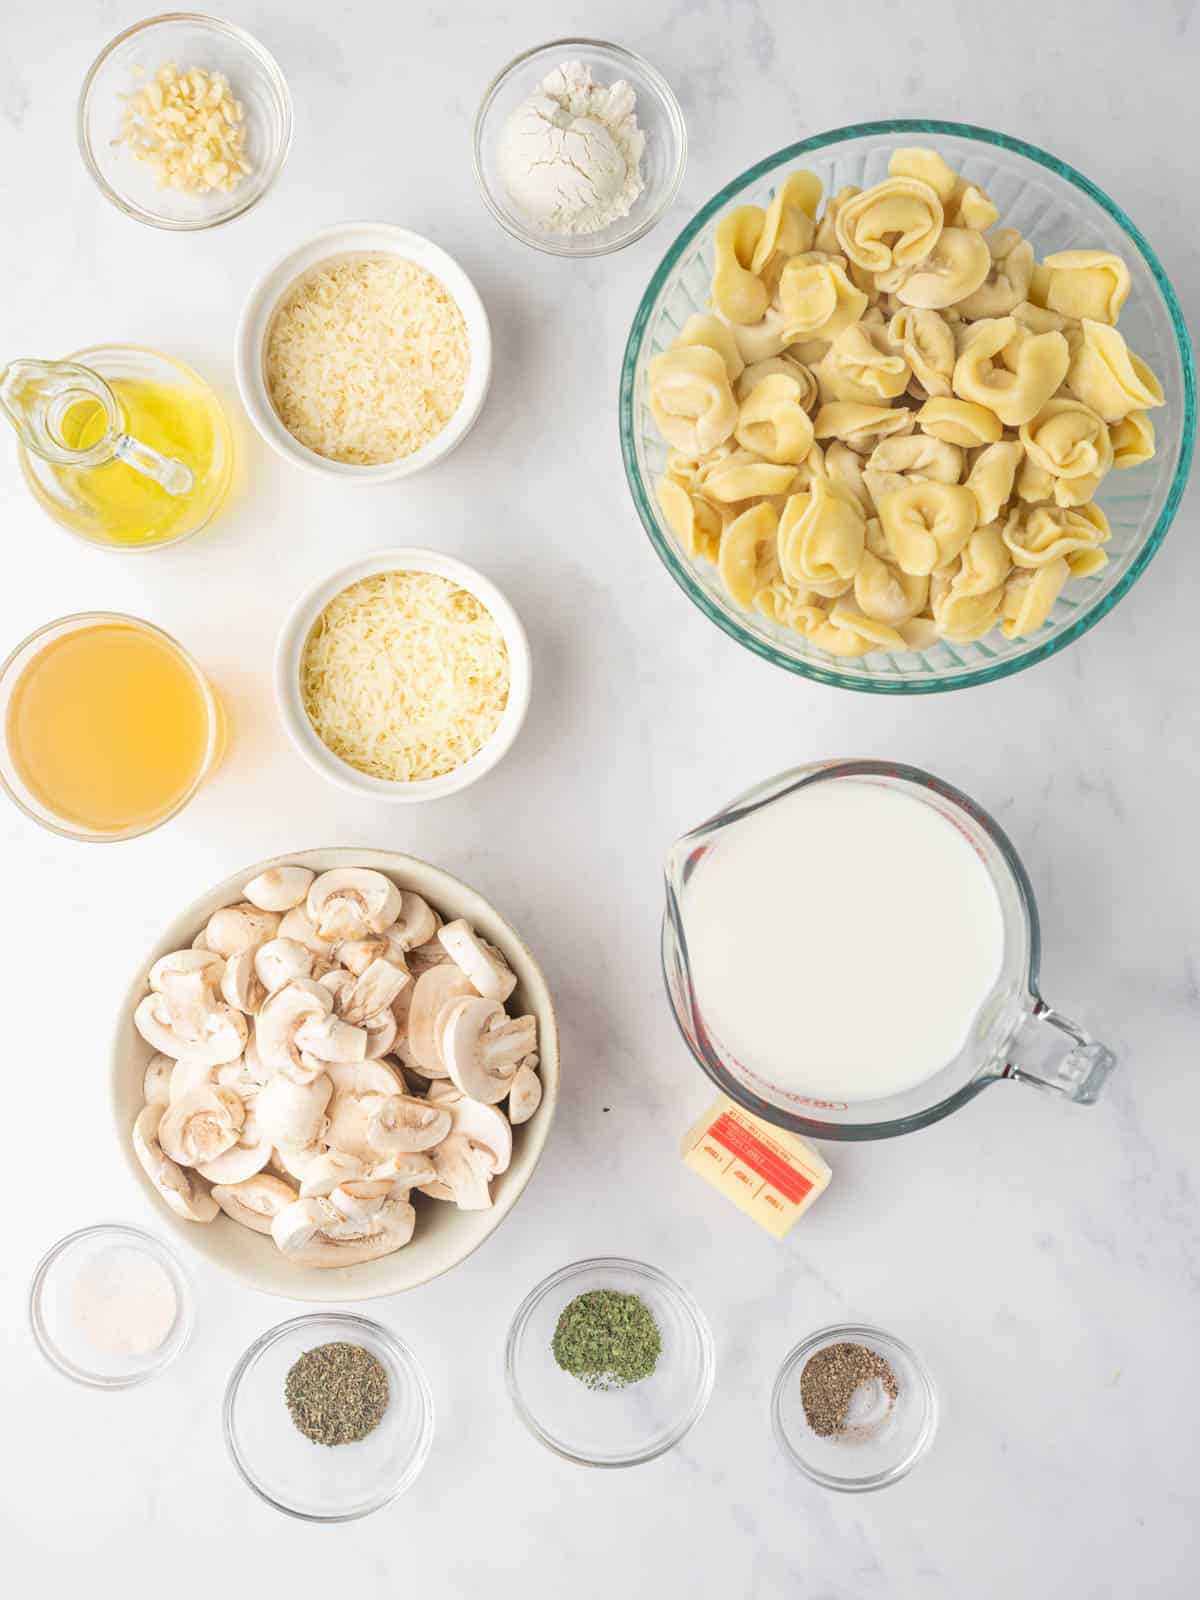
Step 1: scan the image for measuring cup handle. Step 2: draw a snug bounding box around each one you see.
[1004,1001,1116,1105]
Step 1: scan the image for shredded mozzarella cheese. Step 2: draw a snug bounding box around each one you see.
[300,571,509,782]
[265,254,470,465]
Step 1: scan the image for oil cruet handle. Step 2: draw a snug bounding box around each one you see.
[1004,1000,1116,1105]
[112,434,195,497]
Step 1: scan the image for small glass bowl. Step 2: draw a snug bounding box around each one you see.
[772,1324,938,1491]
[0,612,225,842]
[79,13,292,230]
[506,1257,715,1467]
[473,39,686,257]
[224,1313,434,1522]
[29,1225,193,1388]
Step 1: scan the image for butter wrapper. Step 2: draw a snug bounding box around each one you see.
[680,1095,831,1239]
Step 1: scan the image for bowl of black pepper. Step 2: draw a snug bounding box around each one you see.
[505,1256,715,1467]
[223,1312,434,1520]
[772,1324,938,1492]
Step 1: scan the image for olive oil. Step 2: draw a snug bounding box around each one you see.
[55,377,227,547]
[5,621,217,834]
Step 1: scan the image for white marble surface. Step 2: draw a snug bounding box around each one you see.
[3,0,1199,1592]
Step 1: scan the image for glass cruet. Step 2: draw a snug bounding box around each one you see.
[662,760,1117,1141]
[0,346,233,552]
[1,358,193,493]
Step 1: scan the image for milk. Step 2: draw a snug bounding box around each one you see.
[683,779,1005,1103]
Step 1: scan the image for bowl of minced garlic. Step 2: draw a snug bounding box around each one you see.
[275,550,530,802]
[237,225,492,480]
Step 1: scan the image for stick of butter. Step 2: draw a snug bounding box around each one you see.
[680,1096,831,1239]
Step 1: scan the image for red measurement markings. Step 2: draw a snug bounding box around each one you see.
[706,1113,814,1206]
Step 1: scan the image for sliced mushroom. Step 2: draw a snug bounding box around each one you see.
[325,1060,407,1097]
[255,937,315,993]
[149,949,227,1041]
[366,1094,451,1155]
[421,1135,494,1210]
[407,965,478,1074]
[169,1057,216,1102]
[158,1085,245,1167]
[446,1096,513,1175]
[390,892,439,951]
[271,1194,416,1268]
[272,1141,327,1183]
[328,1179,393,1223]
[443,999,536,1105]
[508,1058,542,1125]
[306,869,402,943]
[134,990,247,1066]
[256,979,336,1081]
[276,906,329,955]
[296,1010,369,1066]
[407,935,452,978]
[242,866,315,913]
[196,1113,273,1184]
[205,903,281,958]
[438,920,517,1003]
[211,1173,298,1234]
[132,1104,219,1223]
[255,1070,332,1148]
[340,958,411,1026]
[299,1149,366,1197]
[362,1009,398,1059]
[143,1053,174,1106]
[215,1054,266,1108]
[221,949,266,1015]
[369,1150,437,1188]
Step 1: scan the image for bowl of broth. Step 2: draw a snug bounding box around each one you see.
[0,612,224,841]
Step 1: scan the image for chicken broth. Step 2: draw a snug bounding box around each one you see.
[5,621,214,833]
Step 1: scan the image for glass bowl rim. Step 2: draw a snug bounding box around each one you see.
[620,116,1197,693]
[29,1222,195,1388]
[222,1311,435,1522]
[505,1254,716,1467]
[472,37,687,258]
[77,11,294,232]
[771,1321,939,1491]
[0,609,222,842]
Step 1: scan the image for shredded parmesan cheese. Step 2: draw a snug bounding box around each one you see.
[264,254,470,465]
[300,571,509,782]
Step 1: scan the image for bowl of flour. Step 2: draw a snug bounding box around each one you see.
[473,39,686,256]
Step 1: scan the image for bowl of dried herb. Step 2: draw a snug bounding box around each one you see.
[505,1256,715,1467]
[223,1312,434,1520]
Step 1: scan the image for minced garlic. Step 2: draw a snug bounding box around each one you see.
[118,63,251,195]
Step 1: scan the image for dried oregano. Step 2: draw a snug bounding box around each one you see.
[285,1341,390,1446]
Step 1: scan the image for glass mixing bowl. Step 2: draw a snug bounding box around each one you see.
[620,119,1195,692]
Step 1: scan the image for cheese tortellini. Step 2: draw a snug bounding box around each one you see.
[644,147,1166,654]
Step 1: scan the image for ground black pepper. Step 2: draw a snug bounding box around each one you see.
[800,1341,898,1438]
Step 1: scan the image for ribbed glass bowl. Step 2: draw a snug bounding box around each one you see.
[620,119,1195,692]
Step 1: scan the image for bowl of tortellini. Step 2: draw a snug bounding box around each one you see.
[620,120,1194,690]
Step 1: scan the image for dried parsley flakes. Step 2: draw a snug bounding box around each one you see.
[551,1289,662,1391]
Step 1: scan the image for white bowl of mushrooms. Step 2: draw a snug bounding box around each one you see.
[112,850,557,1302]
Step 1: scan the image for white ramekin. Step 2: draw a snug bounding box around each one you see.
[275,547,531,802]
[235,223,492,481]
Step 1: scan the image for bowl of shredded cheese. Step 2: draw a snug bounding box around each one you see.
[275,549,530,801]
[237,224,491,480]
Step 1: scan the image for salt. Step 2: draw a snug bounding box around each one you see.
[70,1244,178,1358]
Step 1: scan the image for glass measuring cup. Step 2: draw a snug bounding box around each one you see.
[1,347,232,549]
[662,760,1116,1140]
